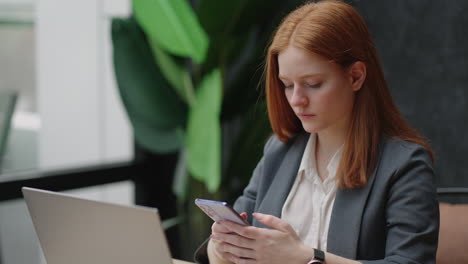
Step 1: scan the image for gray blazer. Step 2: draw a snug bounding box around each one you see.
[195,133,439,264]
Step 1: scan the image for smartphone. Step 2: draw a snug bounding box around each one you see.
[194,198,249,226]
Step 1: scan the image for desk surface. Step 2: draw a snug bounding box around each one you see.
[173,259,195,264]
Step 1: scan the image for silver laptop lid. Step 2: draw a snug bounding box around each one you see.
[22,187,173,264]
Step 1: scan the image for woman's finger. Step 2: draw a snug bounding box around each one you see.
[211,233,255,249]
[212,239,256,259]
[220,221,260,239]
[212,221,230,234]
[253,213,296,234]
[218,251,256,264]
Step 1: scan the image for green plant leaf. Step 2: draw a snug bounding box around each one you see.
[150,43,195,106]
[172,148,189,200]
[186,69,222,192]
[133,0,209,64]
[112,17,187,153]
[196,0,287,36]
[196,0,248,36]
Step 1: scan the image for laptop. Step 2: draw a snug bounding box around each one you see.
[22,187,189,264]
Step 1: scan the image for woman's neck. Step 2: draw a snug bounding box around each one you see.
[316,119,348,157]
[314,127,346,181]
[316,129,346,156]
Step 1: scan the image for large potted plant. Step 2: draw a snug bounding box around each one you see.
[111,0,303,259]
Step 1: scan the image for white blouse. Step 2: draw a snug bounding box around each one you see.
[281,133,343,251]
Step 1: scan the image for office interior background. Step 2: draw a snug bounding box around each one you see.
[0,0,467,263]
[1,0,133,263]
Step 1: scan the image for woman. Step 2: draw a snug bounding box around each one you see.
[195,1,439,263]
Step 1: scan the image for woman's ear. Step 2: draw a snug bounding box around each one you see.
[348,61,366,91]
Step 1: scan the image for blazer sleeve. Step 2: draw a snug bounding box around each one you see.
[193,136,275,264]
[359,144,439,264]
[232,155,264,224]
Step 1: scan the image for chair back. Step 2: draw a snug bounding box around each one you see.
[436,188,468,264]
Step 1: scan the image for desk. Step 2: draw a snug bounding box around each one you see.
[174,259,195,264]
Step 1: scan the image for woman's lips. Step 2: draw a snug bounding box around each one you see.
[297,113,316,119]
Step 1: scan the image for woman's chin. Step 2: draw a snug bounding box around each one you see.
[302,125,321,134]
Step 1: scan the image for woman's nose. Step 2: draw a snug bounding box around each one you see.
[290,86,308,107]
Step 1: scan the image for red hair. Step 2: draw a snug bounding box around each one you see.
[265,0,434,188]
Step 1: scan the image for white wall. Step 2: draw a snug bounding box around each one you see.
[37,0,102,168]
[37,0,132,169]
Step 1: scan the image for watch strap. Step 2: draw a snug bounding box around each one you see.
[313,248,325,261]
[307,248,325,263]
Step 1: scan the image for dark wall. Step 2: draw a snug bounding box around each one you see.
[353,1,468,187]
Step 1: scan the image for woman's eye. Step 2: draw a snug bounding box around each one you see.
[306,83,321,89]
[283,84,293,89]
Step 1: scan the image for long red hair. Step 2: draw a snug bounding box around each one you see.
[265,0,434,188]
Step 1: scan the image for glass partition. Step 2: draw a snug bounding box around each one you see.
[0,0,38,175]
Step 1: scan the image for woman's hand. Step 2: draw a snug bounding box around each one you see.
[208,212,249,263]
[210,213,312,264]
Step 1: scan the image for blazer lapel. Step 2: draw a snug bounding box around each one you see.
[326,139,385,258]
[253,133,309,228]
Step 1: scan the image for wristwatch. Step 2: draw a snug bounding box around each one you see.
[307,248,325,264]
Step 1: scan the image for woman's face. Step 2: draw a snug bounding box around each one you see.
[277,45,363,135]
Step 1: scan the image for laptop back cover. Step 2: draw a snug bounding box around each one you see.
[22,187,173,264]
